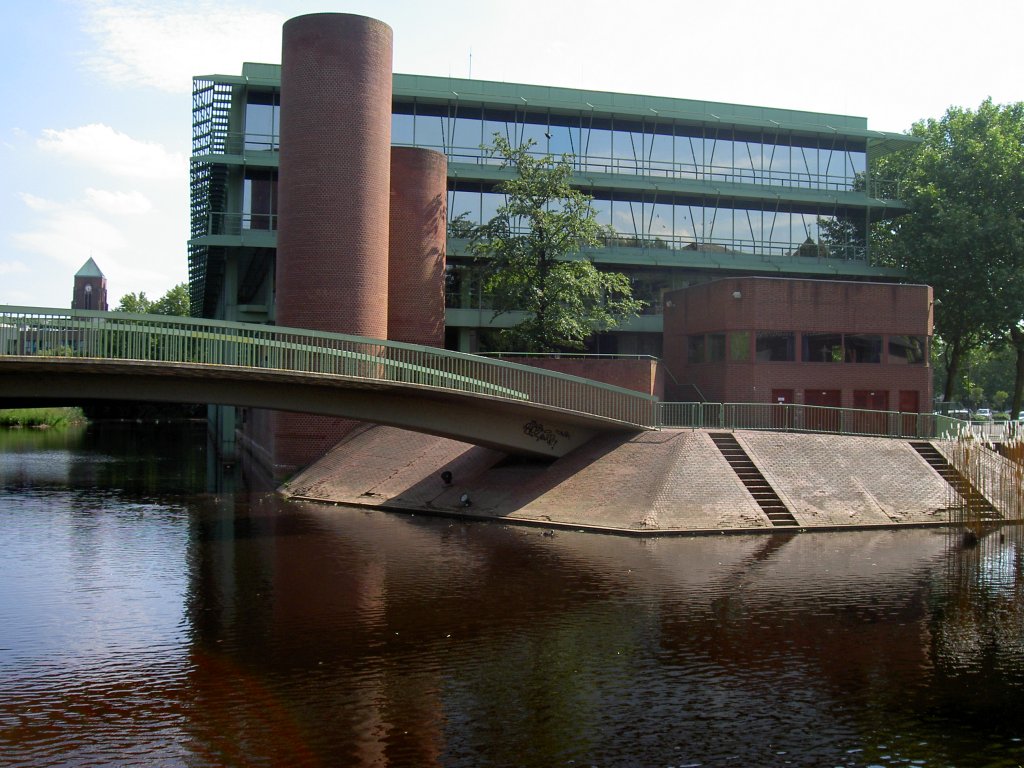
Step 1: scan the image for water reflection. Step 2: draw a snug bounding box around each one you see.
[2,422,1024,766]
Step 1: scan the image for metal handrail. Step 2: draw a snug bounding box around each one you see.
[0,307,658,428]
[657,401,967,440]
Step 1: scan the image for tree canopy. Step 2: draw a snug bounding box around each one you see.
[463,136,643,352]
[115,283,191,317]
[876,99,1024,407]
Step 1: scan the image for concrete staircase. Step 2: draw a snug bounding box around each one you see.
[710,433,799,527]
[910,441,1000,520]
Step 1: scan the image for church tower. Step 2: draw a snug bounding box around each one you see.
[71,257,108,311]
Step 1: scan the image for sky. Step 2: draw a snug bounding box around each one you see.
[1,0,1021,309]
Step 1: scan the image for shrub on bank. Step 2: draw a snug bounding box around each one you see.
[0,408,88,429]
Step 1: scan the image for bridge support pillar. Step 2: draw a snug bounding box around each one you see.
[208,403,237,464]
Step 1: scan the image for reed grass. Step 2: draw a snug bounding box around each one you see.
[940,425,1024,537]
[0,407,87,429]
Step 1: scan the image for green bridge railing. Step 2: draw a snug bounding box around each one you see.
[657,401,967,440]
[0,307,658,428]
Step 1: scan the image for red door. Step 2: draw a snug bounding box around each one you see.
[899,390,921,436]
[853,390,890,435]
[804,389,842,432]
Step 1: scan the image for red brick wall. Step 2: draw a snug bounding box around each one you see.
[663,277,933,409]
[388,146,447,347]
[501,357,665,399]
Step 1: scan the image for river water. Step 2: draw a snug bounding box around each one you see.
[2,421,1024,767]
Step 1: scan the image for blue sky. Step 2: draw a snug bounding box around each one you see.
[1,0,1021,309]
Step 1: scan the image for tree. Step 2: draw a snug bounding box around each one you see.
[115,283,191,317]
[875,100,1024,406]
[150,283,191,316]
[463,136,643,352]
[116,291,153,314]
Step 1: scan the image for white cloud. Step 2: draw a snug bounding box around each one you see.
[37,123,186,179]
[12,205,127,266]
[0,261,30,276]
[79,0,283,93]
[85,188,153,215]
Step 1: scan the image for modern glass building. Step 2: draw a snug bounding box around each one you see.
[190,63,916,357]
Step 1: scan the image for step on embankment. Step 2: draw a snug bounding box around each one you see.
[283,426,957,534]
[709,432,798,527]
[910,440,1001,521]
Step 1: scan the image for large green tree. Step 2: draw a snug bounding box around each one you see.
[115,283,191,317]
[876,99,1024,407]
[464,136,643,352]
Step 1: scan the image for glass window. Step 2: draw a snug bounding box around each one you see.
[707,333,726,362]
[481,189,505,223]
[391,109,414,146]
[803,333,843,363]
[590,197,612,228]
[451,113,483,157]
[415,106,446,150]
[583,125,612,171]
[889,335,926,365]
[244,91,279,150]
[687,335,705,364]
[845,334,882,363]
[519,119,549,155]
[674,132,701,177]
[242,170,277,231]
[756,332,795,362]
[548,114,580,158]
[648,131,673,176]
[449,187,480,225]
[729,331,750,362]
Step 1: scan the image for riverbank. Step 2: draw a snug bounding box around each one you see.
[0,407,86,429]
[281,424,969,535]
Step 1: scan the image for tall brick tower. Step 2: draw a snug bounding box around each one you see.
[269,13,394,475]
[388,147,447,347]
[276,13,393,335]
[71,257,108,311]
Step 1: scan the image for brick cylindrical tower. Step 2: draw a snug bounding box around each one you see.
[388,147,448,347]
[276,13,393,337]
[268,13,394,478]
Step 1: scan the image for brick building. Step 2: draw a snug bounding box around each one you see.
[663,277,932,412]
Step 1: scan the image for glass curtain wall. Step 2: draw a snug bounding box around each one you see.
[394,101,867,191]
[447,183,867,261]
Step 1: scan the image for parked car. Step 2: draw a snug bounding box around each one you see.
[975,408,993,419]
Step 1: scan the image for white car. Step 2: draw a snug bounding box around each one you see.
[975,408,992,419]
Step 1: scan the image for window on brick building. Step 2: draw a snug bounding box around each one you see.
[687,335,705,363]
[707,333,726,362]
[845,334,882,363]
[729,331,750,362]
[889,335,927,364]
[803,332,843,362]
[756,331,794,362]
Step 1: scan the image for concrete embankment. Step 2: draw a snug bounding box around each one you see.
[280,425,968,535]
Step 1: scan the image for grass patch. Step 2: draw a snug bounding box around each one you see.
[0,407,88,429]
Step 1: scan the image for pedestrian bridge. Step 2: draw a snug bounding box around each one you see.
[0,307,656,457]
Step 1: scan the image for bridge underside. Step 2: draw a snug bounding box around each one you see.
[0,357,643,458]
